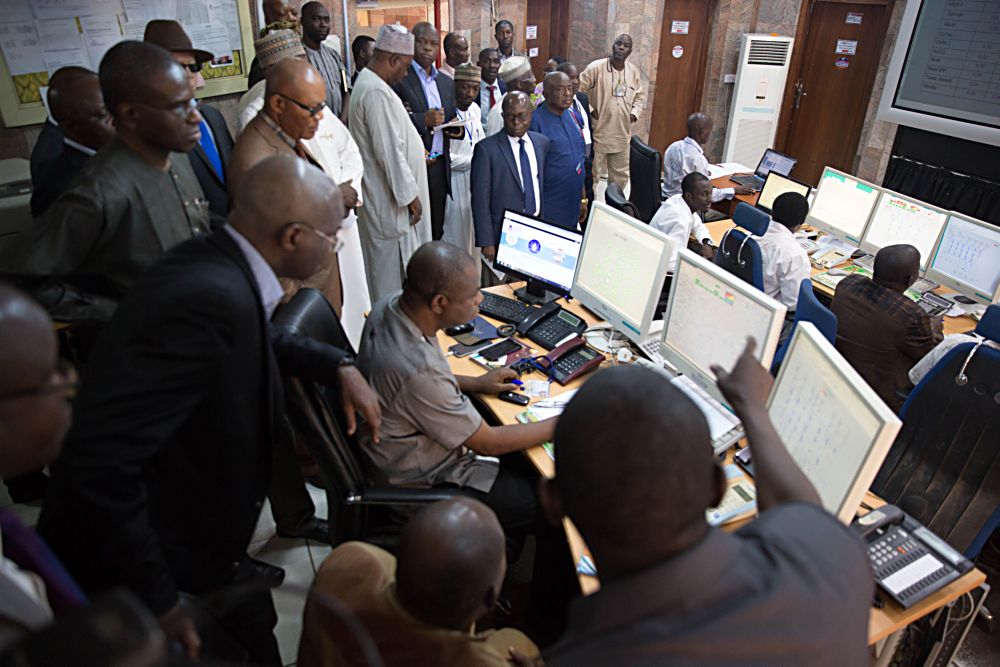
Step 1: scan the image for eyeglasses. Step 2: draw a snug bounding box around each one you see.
[279,93,326,117]
[305,224,345,254]
[182,62,204,73]
[0,358,78,402]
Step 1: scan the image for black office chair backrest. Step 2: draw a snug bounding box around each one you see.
[872,342,1000,558]
[628,136,663,223]
[604,182,641,220]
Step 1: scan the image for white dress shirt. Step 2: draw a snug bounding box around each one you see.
[662,136,734,202]
[507,133,541,216]
[757,221,811,310]
[650,193,712,274]
[480,80,503,129]
[225,225,284,320]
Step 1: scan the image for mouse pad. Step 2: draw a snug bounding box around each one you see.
[454,316,499,345]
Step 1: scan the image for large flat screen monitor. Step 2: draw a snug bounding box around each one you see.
[925,213,1000,305]
[659,249,786,407]
[572,203,674,344]
[756,172,812,215]
[494,210,583,304]
[806,167,881,243]
[859,191,948,271]
[768,322,902,524]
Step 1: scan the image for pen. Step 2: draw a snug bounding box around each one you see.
[511,379,523,386]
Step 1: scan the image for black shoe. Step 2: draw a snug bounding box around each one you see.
[250,558,286,588]
[277,517,330,544]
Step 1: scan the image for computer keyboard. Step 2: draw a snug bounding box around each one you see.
[911,277,940,294]
[852,253,875,272]
[478,291,534,324]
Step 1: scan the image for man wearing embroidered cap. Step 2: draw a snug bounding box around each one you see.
[483,56,537,136]
[443,63,485,258]
[349,24,431,303]
[144,20,234,221]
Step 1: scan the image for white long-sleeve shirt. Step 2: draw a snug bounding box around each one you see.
[757,221,811,310]
[662,136,734,202]
[650,193,712,274]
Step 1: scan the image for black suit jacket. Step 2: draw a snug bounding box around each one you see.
[38,229,349,615]
[471,131,549,248]
[188,104,234,223]
[393,67,457,196]
[29,121,65,186]
[30,142,91,218]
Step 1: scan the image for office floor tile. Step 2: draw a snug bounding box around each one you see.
[256,536,314,667]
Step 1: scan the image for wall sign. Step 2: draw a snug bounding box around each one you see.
[528,47,539,57]
[835,57,850,69]
[846,12,863,25]
[671,20,689,35]
[672,45,684,59]
[836,39,858,55]
[526,25,537,40]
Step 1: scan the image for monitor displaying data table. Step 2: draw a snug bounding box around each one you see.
[806,167,881,243]
[768,322,902,524]
[859,191,948,270]
[572,202,674,344]
[660,249,786,407]
[926,213,1000,304]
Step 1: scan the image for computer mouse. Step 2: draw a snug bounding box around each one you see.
[445,322,474,336]
[953,295,976,305]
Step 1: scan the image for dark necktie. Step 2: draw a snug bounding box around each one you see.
[198,119,225,183]
[489,86,496,109]
[519,138,536,215]
[0,507,87,613]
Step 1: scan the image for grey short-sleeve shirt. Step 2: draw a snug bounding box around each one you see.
[356,294,498,492]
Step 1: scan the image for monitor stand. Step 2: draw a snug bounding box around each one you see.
[513,279,561,305]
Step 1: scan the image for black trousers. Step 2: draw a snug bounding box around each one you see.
[268,421,316,535]
[427,159,448,241]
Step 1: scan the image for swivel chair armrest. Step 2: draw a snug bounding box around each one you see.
[345,487,461,506]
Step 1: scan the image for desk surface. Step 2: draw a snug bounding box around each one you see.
[443,283,985,645]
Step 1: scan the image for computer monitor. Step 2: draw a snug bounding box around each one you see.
[494,210,583,304]
[859,191,948,271]
[925,213,1000,305]
[755,148,797,180]
[571,202,674,344]
[659,249,787,406]
[806,167,881,243]
[756,172,812,215]
[768,322,902,524]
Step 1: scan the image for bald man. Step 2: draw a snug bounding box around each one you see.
[248,0,301,86]
[357,242,554,536]
[299,498,538,666]
[29,67,113,217]
[3,42,209,324]
[0,284,86,646]
[530,71,586,230]
[831,244,944,412]
[542,342,872,665]
[662,112,753,201]
[38,156,381,665]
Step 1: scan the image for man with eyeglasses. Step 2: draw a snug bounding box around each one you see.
[1,41,210,325]
[145,20,235,223]
[39,156,382,664]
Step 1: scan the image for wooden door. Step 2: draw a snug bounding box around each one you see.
[648,0,715,153]
[525,0,569,81]
[776,0,894,184]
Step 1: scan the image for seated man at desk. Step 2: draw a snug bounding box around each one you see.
[661,112,753,201]
[541,340,873,665]
[356,241,556,535]
[831,244,943,413]
[757,191,811,313]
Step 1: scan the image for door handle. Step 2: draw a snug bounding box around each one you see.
[793,80,807,109]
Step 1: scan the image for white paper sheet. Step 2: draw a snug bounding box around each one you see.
[0,21,44,75]
[91,0,125,15]
[121,20,147,40]
[36,17,91,75]
[123,0,178,23]
[31,0,94,20]
[186,21,230,63]
[707,162,754,179]
[81,15,122,70]
[0,0,34,24]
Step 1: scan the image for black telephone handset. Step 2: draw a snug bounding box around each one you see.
[851,505,973,609]
[516,300,560,336]
[515,301,587,350]
[539,336,604,385]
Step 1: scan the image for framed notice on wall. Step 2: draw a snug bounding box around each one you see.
[0,0,256,128]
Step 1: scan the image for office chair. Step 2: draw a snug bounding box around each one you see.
[604,182,642,220]
[272,288,456,548]
[714,202,768,291]
[770,279,838,372]
[628,136,663,223]
[871,306,1000,560]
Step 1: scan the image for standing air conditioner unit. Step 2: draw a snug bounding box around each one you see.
[722,34,794,165]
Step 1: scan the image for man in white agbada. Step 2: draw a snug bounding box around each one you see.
[484,56,538,137]
[237,29,371,347]
[443,62,485,259]
[349,24,432,303]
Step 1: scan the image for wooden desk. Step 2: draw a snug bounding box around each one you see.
[443,283,985,644]
[711,175,759,217]
[703,220,978,336]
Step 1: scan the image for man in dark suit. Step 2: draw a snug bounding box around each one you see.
[471,91,549,262]
[29,68,114,218]
[145,20,235,223]
[392,22,462,241]
[28,67,86,189]
[38,156,382,664]
[559,62,594,219]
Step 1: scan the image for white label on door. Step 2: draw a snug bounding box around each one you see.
[672,45,684,59]
[671,20,689,35]
[836,39,858,55]
[528,47,539,57]
[526,25,537,40]
[846,12,863,25]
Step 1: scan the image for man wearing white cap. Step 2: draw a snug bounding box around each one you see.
[349,25,431,303]
[484,56,537,136]
[443,62,485,258]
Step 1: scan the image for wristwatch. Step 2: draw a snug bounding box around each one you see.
[337,355,355,368]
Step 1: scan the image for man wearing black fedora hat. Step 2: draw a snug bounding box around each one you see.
[145,20,234,224]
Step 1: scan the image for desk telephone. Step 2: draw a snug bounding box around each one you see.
[852,505,973,609]
[537,336,604,385]
[515,300,588,350]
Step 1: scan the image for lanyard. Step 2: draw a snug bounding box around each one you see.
[457,109,476,145]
